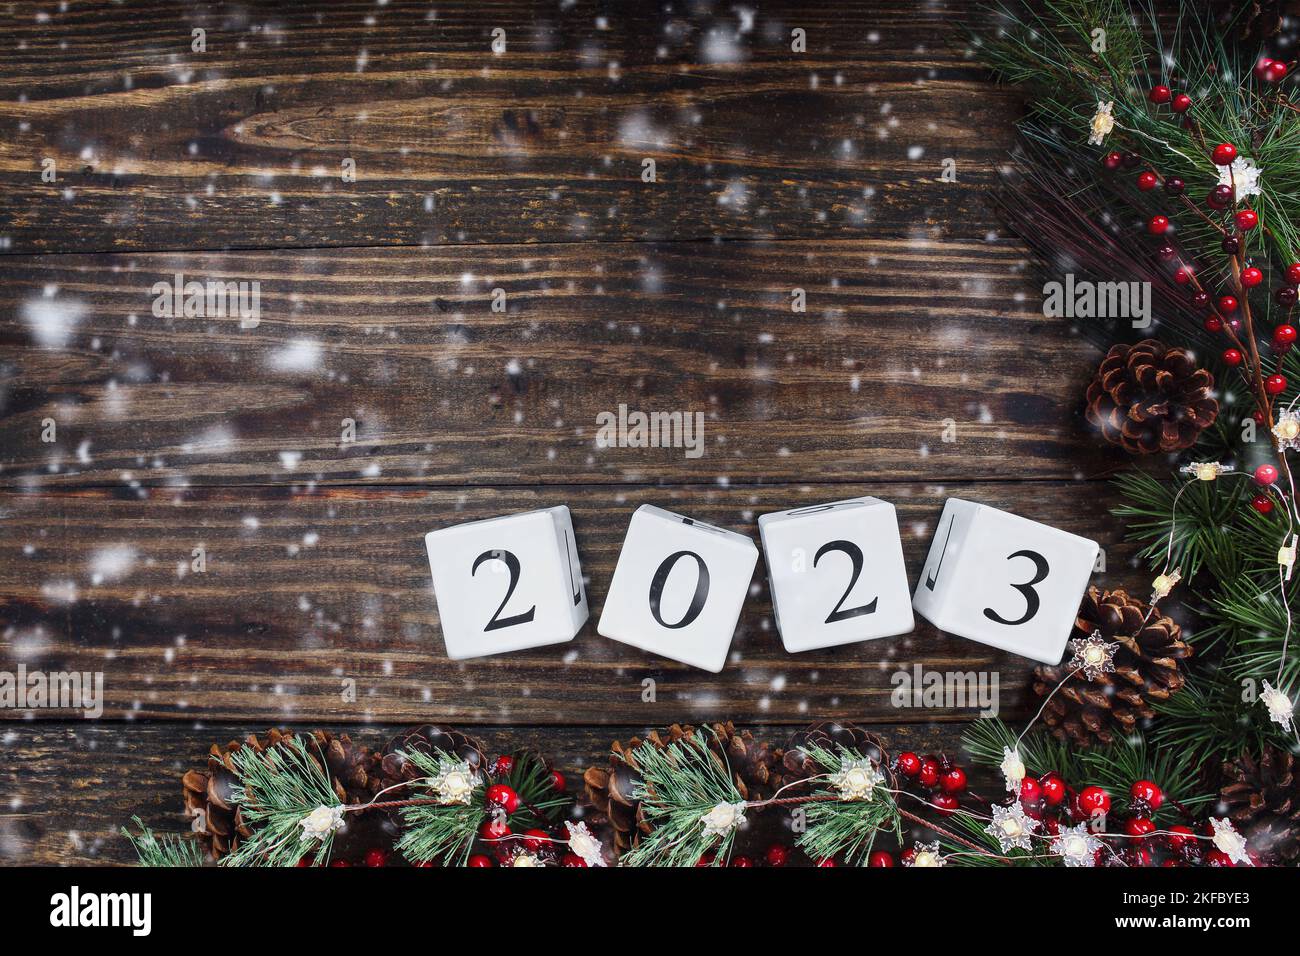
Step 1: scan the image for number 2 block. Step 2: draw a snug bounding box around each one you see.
[424,506,588,660]
[758,497,914,652]
[911,499,1099,665]
[597,505,759,672]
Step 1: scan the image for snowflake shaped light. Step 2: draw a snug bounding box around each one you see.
[1180,461,1230,481]
[1069,630,1119,680]
[1261,680,1295,733]
[1218,156,1262,199]
[429,758,480,806]
[1088,101,1115,145]
[829,756,884,801]
[299,804,345,844]
[1051,823,1102,867]
[906,841,945,867]
[1273,409,1300,452]
[985,802,1040,853]
[504,848,545,868]
[565,821,606,867]
[1000,746,1026,794]
[1280,537,1297,582]
[1149,568,1181,603]
[1210,818,1251,866]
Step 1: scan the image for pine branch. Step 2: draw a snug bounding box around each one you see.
[121,817,207,868]
[393,747,483,867]
[618,730,746,868]
[794,744,901,866]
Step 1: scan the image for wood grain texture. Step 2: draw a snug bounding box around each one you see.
[0,720,984,865]
[0,0,1010,253]
[0,481,1138,724]
[0,240,1116,486]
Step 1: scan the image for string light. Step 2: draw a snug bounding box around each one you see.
[1260,680,1295,733]
[1052,823,1102,867]
[906,841,945,867]
[1068,630,1119,680]
[985,802,1040,853]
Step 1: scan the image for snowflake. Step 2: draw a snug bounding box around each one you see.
[1069,630,1119,680]
[1052,823,1102,867]
[1210,818,1251,865]
[1218,156,1262,199]
[1260,680,1294,733]
[829,756,883,801]
[986,802,1040,853]
[906,841,945,867]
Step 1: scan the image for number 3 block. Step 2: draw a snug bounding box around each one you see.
[911,499,1099,665]
[758,497,914,652]
[424,506,588,660]
[597,505,759,672]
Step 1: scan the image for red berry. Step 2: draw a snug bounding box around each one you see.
[1287,263,1300,285]
[561,853,587,867]
[817,857,839,868]
[1279,286,1299,307]
[295,856,313,867]
[1209,184,1235,208]
[1019,777,1043,804]
[899,847,916,865]
[1242,266,1264,288]
[695,853,715,867]
[1166,825,1196,850]
[1148,85,1172,104]
[363,848,388,867]
[867,851,894,867]
[548,770,566,791]
[918,757,940,788]
[1130,779,1164,809]
[485,783,520,814]
[1137,171,1158,191]
[730,856,754,868]
[1103,151,1123,171]
[1148,215,1170,235]
[1256,463,1280,485]
[1256,57,1278,81]
[1078,786,1111,817]
[1266,375,1288,396]
[1039,773,1067,806]
[521,828,550,853]
[1236,209,1259,231]
[1277,324,1298,345]
[931,793,959,816]
[1252,493,1275,514]
[1129,847,1154,867]
[489,755,514,776]
[479,818,511,843]
[1223,348,1244,366]
[1267,61,1289,83]
[1171,92,1192,112]
[1125,817,1157,838]
[765,844,790,867]
[467,854,494,867]
[1174,267,1192,285]
[1212,143,1238,165]
[1204,316,1224,333]
[940,766,967,794]
[897,752,921,777]
[1217,295,1238,313]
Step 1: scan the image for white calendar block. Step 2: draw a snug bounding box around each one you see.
[759,497,914,652]
[911,498,1098,664]
[425,506,588,660]
[597,505,758,672]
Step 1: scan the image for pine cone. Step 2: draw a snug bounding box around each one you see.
[1085,340,1218,454]
[181,728,383,859]
[783,721,889,782]
[1221,746,1300,864]
[582,722,785,857]
[378,724,486,783]
[1032,587,1192,747]
[1210,0,1300,39]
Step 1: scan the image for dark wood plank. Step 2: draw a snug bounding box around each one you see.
[0,240,1115,486]
[0,720,985,865]
[0,481,1139,725]
[0,0,1010,253]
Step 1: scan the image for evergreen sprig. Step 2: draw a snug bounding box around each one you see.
[121,816,206,868]
[394,747,483,867]
[222,737,344,868]
[618,731,746,868]
[794,744,901,866]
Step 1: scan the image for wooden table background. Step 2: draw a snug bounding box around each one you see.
[0,0,1142,865]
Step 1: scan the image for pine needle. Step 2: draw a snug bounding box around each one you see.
[121,816,207,867]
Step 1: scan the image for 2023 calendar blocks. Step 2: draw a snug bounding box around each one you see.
[597,505,759,672]
[424,506,588,660]
[911,499,1099,665]
[758,497,914,652]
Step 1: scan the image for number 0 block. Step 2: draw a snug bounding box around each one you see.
[758,497,914,652]
[424,506,588,660]
[911,499,1099,665]
[597,505,759,672]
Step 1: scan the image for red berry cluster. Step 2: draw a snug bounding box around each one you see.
[894,750,967,817]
